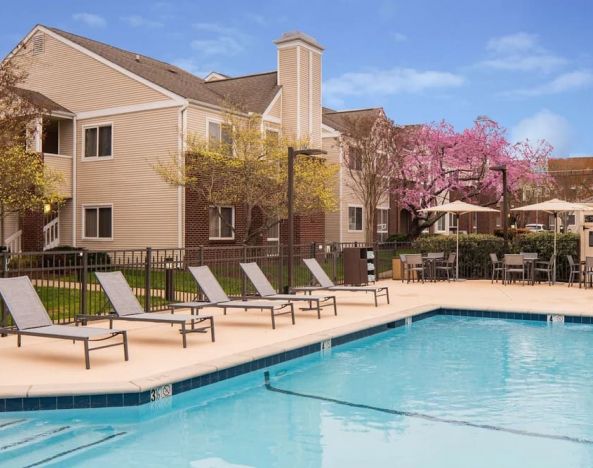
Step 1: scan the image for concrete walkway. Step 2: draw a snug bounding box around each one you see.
[1,279,591,398]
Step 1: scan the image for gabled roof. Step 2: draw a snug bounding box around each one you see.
[44,26,280,114]
[322,107,383,133]
[204,72,280,114]
[13,87,73,115]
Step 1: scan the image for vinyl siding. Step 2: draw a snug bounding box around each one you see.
[265,93,282,119]
[278,47,298,140]
[59,200,73,246]
[44,154,72,198]
[75,107,180,248]
[323,136,341,242]
[58,120,73,156]
[2,213,20,241]
[18,32,169,113]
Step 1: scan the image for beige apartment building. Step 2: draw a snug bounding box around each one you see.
[2,25,394,252]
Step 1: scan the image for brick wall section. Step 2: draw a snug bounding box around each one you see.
[21,210,44,252]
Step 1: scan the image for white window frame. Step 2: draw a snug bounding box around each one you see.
[377,207,389,236]
[435,214,447,233]
[209,205,235,240]
[81,204,113,241]
[81,122,114,161]
[206,117,224,143]
[266,219,280,242]
[348,205,364,232]
[42,118,61,156]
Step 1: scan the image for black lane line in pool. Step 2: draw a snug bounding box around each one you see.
[23,431,127,468]
[0,425,70,451]
[0,418,27,429]
[263,372,593,446]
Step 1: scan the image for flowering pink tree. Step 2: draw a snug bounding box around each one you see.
[392,118,552,237]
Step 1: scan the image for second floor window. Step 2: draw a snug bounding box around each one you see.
[348,146,362,171]
[84,124,112,158]
[209,206,234,239]
[377,208,389,241]
[349,206,363,231]
[208,121,233,150]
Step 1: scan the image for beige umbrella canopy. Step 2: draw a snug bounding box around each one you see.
[511,198,589,283]
[421,200,499,279]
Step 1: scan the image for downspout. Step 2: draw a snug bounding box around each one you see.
[178,103,188,248]
[72,115,77,247]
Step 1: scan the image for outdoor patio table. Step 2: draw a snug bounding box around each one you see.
[422,254,444,281]
[523,258,537,285]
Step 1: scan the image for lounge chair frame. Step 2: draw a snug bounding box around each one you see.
[85,271,215,348]
[188,266,295,329]
[293,258,390,307]
[0,276,128,369]
[240,262,337,318]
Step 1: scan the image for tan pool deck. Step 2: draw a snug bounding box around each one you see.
[1,279,592,399]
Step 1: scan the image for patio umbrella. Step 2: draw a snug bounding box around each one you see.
[511,198,589,283]
[420,200,499,280]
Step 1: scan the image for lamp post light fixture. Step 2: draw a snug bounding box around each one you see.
[490,165,508,253]
[285,146,327,293]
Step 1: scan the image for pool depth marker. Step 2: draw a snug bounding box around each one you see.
[263,371,593,446]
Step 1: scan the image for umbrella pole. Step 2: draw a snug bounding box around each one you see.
[456,214,460,280]
[554,212,557,284]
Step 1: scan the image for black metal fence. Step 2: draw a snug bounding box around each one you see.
[0,241,409,325]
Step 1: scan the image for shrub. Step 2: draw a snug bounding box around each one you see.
[512,232,579,277]
[413,234,505,278]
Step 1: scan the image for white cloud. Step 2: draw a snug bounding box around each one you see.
[324,67,464,105]
[121,15,163,28]
[512,109,573,155]
[72,13,106,28]
[479,32,566,73]
[190,22,247,56]
[503,70,593,97]
[391,32,407,43]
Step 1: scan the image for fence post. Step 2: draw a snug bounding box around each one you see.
[332,245,338,282]
[145,247,152,312]
[1,252,7,336]
[80,251,88,316]
[373,242,379,278]
[241,245,247,299]
[278,244,284,291]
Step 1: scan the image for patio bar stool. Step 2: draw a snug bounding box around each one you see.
[566,255,581,287]
[583,257,593,288]
[503,254,525,285]
[404,254,425,283]
[489,253,504,283]
[435,253,456,282]
[534,255,554,286]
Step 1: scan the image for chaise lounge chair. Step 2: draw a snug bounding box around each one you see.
[0,276,128,369]
[188,266,295,329]
[240,262,337,318]
[293,258,390,307]
[90,271,215,348]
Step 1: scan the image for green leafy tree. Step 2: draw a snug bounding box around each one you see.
[155,112,338,244]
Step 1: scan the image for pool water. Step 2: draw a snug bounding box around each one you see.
[2,315,593,467]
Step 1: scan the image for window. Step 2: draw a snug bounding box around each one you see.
[84,124,112,158]
[83,206,112,239]
[567,214,576,226]
[449,213,458,229]
[377,208,389,242]
[348,146,362,170]
[208,121,233,151]
[209,206,234,239]
[267,221,279,240]
[42,119,59,154]
[348,206,363,231]
[436,214,446,232]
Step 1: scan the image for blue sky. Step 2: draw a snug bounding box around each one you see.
[2,0,593,156]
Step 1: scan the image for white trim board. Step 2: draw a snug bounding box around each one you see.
[76,100,182,120]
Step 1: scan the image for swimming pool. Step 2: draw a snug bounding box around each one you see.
[2,314,593,467]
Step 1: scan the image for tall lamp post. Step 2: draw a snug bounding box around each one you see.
[490,165,508,253]
[285,146,327,293]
